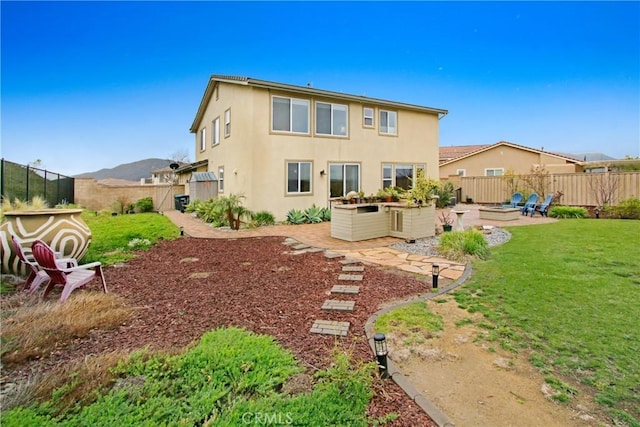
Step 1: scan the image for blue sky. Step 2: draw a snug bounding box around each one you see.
[2,1,639,176]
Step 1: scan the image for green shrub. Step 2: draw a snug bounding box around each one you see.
[253,210,275,226]
[286,209,306,225]
[438,229,489,261]
[320,207,331,222]
[304,205,323,223]
[549,206,588,218]
[609,197,640,219]
[186,198,227,226]
[433,181,455,208]
[134,197,154,213]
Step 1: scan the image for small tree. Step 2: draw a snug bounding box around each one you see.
[501,169,523,201]
[588,171,619,208]
[522,164,551,198]
[218,194,253,230]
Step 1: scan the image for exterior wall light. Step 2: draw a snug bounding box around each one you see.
[374,333,389,379]
[432,263,440,289]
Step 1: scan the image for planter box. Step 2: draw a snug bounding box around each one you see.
[1,209,92,275]
[478,207,521,221]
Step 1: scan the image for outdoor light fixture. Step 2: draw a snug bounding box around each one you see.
[169,162,179,171]
[595,207,600,219]
[180,226,184,236]
[373,333,389,379]
[320,169,325,176]
[432,263,440,290]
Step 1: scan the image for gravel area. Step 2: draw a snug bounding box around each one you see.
[390,227,512,257]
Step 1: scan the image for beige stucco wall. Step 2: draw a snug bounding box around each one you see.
[192,82,441,220]
[439,145,580,178]
[75,178,184,212]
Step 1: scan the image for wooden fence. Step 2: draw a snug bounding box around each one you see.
[452,171,640,206]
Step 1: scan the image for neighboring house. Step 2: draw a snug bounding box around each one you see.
[439,141,583,179]
[186,75,447,220]
[141,163,188,185]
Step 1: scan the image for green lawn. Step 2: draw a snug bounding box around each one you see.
[80,211,181,264]
[454,219,639,425]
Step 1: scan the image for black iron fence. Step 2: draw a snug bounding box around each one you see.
[0,158,74,206]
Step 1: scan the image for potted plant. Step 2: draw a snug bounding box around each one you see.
[377,188,391,202]
[345,191,360,204]
[440,212,454,232]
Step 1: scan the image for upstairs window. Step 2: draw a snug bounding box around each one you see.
[363,107,374,127]
[200,127,206,152]
[212,117,220,146]
[224,109,231,137]
[286,161,312,194]
[379,110,397,135]
[272,96,309,134]
[316,102,348,136]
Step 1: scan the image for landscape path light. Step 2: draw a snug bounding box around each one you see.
[432,263,440,290]
[374,333,389,379]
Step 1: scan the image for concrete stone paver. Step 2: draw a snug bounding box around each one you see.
[338,274,363,281]
[342,265,365,272]
[331,285,360,294]
[321,300,356,311]
[310,320,350,336]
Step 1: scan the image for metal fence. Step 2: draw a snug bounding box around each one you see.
[0,158,74,206]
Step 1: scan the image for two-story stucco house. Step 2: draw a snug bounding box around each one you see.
[187,75,447,220]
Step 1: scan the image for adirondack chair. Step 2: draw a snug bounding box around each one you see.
[528,194,553,217]
[11,235,78,294]
[31,239,107,303]
[521,193,539,215]
[502,192,523,208]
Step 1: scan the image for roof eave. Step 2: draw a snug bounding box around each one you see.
[190,75,448,132]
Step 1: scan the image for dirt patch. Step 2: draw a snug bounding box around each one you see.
[391,297,602,426]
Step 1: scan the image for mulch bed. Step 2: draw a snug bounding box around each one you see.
[5,236,437,426]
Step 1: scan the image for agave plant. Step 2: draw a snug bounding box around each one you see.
[320,207,331,222]
[286,209,306,225]
[304,205,323,223]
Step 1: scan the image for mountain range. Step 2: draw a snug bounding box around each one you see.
[74,158,174,181]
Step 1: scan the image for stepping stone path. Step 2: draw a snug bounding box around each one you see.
[311,251,368,337]
[280,239,366,337]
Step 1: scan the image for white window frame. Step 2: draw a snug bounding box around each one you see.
[218,166,224,192]
[456,169,466,177]
[224,109,231,138]
[329,163,360,198]
[286,161,312,195]
[271,96,310,134]
[485,168,504,177]
[200,127,206,152]
[382,163,425,190]
[212,117,220,146]
[379,110,398,135]
[315,101,348,137]
[363,107,374,128]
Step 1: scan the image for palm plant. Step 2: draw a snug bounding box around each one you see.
[218,194,253,230]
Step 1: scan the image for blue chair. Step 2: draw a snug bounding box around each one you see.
[528,194,553,217]
[521,193,539,215]
[502,192,523,208]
